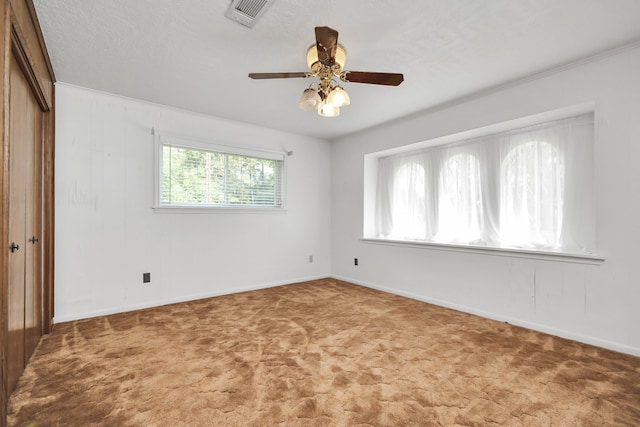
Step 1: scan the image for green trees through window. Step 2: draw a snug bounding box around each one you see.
[161,144,282,207]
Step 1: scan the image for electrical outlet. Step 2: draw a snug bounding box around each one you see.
[143,272,151,283]
[354,258,358,266]
[309,255,313,263]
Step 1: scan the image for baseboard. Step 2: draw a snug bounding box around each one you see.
[330,274,640,358]
[53,274,329,324]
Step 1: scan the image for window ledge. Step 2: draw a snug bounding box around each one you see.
[153,206,287,214]
[361,237,604,265]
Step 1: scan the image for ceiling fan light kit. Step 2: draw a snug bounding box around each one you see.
[326,85,350,107]
[299,87,322,111]
[318,103,340,118]
[249,26,404,118]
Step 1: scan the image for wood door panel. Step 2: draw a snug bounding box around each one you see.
[7,52,28,393]
[24,82,43,361]
[7,39,46,396]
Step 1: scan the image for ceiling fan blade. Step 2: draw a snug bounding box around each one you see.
[315,26,339,66]
[342,71,404,86]
[248,72,309,79]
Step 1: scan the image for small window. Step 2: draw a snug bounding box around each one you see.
[156,134,284,209]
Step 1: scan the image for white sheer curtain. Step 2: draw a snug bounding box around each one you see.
[499,139,564,249]
[376,154,428,240]
[435,149,483,244]
[374,114,595,254]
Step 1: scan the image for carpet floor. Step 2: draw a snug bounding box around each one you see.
[7,278,640,426]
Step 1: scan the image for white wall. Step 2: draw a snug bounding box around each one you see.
[55,84,332,322]
[331,44,640,356]
[56,45,640,356]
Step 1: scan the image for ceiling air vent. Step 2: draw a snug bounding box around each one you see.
[225,0,274,28]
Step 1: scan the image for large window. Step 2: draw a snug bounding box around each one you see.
[156,134,284,209]
[372,114,595,255]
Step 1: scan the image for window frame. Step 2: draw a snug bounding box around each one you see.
[152,131,287,214]
[362,103,603,263]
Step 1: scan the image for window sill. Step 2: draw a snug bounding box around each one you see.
[153,206,287,214]
[361,237,604,265]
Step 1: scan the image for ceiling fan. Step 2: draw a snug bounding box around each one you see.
[248,26,404,117]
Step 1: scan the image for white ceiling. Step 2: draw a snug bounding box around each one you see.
[33,0,640,140]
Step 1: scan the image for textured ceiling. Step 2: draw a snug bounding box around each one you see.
[33,0,640,140]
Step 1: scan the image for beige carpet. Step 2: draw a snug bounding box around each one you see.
[7,278,640,426]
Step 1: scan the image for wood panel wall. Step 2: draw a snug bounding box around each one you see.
[0,0,54,424]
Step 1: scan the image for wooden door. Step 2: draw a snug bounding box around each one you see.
[6,50,44,394]
[1,1,56,422]
[23,65,43,361]
[7,51,28,393]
